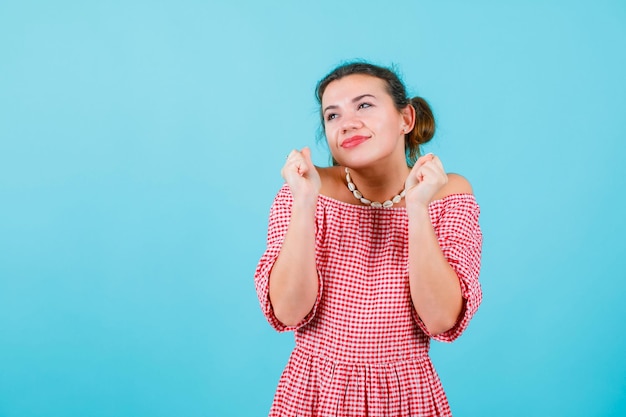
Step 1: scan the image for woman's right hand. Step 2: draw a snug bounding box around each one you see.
[281,147,321,205]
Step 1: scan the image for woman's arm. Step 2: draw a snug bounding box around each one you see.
[268,199,319,327]
[407,187,467,335]
[268,147,321,327]
[405,155,472,336]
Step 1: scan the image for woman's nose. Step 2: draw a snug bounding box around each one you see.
[340,113,363,132]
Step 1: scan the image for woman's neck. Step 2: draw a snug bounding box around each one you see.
[344,163,410,206]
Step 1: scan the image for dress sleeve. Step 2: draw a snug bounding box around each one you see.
[253,184,323,332]
[415,194,483,342]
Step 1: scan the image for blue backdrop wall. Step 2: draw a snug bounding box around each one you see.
[1,1,625,416]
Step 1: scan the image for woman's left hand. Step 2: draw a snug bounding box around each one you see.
[404,153,448,208]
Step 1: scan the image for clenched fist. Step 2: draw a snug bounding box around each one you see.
[281,147,321,206]
[404,153,448,209]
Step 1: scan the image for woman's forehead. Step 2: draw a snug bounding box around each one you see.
[321,74,387,105]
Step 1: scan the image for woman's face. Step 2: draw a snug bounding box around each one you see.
[321,74,412,168]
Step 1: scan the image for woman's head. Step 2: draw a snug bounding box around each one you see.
[316,61,435,166]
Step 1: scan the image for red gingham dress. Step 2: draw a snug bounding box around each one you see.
[255,184,483,417]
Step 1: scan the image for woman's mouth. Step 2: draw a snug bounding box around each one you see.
[341,135,369,149]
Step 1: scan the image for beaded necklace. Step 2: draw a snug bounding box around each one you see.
[345,167,406,208]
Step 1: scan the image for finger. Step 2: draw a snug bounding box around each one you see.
[291,147,318,177]
[301,146,314,169]
[417,155,445,178]
[406,165,425,189]
[416,162,444,184]
[426,158,447,185]
[286,149,299,161]
[296,158,309,176]
[289,150,310,178]
[415,152,435,168]
[407,153,434,183]
[430,154,445,172]
[420,165,449,191]
[417,163,437,181]
[282,150,302,179]
[285,150,306,167]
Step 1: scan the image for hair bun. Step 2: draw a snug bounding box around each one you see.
[409,96,435,145]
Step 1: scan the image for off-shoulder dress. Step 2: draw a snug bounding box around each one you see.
[255,184,482,417]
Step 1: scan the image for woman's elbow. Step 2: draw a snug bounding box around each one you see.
[272,305,308,328]
[423,313,460,337]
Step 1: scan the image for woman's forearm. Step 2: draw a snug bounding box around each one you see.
[268,200,319,327]
[408,206,463,336]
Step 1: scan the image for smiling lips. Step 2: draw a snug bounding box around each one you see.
[341,135,369,149]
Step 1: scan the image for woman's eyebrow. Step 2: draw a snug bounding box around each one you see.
[323,94,377,114]
[352,93,376,102]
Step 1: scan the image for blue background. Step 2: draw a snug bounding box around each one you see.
[1,1,625,416]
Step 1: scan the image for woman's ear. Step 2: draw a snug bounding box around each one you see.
[401,103,416,133]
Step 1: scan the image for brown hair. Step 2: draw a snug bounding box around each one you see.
[315,61,435,166]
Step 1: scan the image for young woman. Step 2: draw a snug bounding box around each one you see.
[254,61,483,416]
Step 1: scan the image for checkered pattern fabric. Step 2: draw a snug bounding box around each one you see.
[255,184,483,416]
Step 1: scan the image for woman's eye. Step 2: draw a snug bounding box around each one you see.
[326,113,338,121]
[358,102,372,110]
